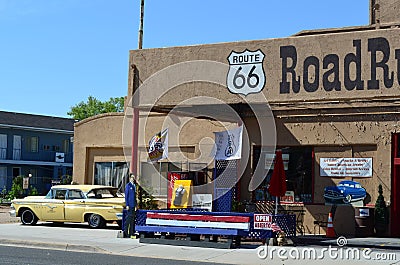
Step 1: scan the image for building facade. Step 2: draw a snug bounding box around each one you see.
[74,1,400,237]
[0,111,74,194]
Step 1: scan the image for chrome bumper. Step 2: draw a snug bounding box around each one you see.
[9,209,16,218]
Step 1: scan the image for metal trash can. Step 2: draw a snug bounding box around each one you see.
[355,206,374,237]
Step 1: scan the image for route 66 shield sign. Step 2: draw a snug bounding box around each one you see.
[227,49,265,95]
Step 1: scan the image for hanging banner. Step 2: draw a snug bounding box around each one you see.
[320,158,372,177]
[214,126,243,160]
[148,128,168,161]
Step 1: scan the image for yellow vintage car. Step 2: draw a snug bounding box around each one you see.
[9,185,125,228]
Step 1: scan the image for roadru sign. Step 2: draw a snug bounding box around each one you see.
[227,49,266,95]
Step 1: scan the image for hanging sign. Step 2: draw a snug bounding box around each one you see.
[227,49,266,95]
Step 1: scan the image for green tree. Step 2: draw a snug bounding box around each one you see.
[67,96,124,120]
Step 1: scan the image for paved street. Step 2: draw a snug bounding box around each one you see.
[0,245,225,265]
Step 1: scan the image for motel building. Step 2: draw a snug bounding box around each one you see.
[73,0,400,237]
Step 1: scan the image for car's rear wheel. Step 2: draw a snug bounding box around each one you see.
[21,209,38,225]
[88,214,105,228]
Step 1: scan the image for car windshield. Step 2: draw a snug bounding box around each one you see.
[86,188,119,199]
[338,183,354,188]
[45,189,53,199]
[44,189,67,199]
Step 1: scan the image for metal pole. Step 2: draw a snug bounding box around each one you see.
[131,0,145,207]
[138,0,144,49]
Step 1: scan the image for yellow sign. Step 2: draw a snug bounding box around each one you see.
[170,180,192,209]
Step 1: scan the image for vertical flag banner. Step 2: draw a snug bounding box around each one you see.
[148,128,168,161]
[214,126,243,160]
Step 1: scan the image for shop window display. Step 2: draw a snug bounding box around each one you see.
[253,147,313,203]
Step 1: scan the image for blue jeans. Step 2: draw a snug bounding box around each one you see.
[124,208,136,237]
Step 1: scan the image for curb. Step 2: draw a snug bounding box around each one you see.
[293,239,400,251]
[0,239,109,253]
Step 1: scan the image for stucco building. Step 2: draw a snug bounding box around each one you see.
[74,0,400,237]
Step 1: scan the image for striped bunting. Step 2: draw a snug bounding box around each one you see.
[146,212,250,230]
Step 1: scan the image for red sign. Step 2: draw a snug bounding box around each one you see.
[254,214,273,230]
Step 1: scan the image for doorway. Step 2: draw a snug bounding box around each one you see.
[391,133,400,237]
[12,167,21,178]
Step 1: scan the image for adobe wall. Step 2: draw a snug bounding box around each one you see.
[73,113,125,184]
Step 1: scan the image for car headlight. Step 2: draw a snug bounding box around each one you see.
[340,190,344,193]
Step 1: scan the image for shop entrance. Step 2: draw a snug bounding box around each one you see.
[391,133,400,237]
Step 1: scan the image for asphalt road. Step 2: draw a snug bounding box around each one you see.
[0,245,226,265]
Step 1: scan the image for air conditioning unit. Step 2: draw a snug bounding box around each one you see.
[55,152,65,163]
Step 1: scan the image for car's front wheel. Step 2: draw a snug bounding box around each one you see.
[88,214,105,228]
[344,194,352,203]
[21,209,38,225]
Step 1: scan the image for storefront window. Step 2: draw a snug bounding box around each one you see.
[253,146,313,203]
[94,162,129,191]
[140,162,208,197]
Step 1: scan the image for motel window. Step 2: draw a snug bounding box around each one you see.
[0,134,7,159]
[94,162,129,191]
[62,139,69,153]
[253,146,313,203]
[26,136,38,153]
[52,145,60,152]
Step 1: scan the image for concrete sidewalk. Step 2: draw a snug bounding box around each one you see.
[0,222,398,265]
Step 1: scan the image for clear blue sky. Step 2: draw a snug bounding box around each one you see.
[0,0,369,118]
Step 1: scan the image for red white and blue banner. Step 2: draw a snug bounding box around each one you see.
[148,128,168,161]
[146,212,250,230]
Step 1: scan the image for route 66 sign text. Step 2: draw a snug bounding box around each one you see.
[227,49,266,95]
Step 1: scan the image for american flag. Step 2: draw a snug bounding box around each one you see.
[271,222,282,232]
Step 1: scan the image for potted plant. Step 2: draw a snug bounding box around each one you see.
[374,184,389,236]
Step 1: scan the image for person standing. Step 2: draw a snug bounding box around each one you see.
[124,174,137,238]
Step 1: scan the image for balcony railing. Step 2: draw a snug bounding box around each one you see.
[1,150,72,163]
